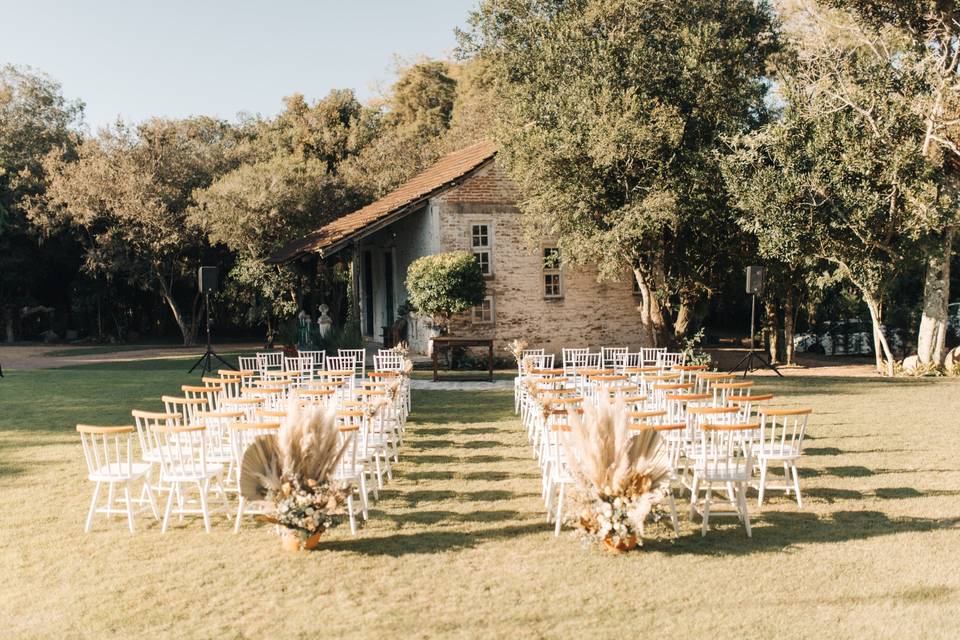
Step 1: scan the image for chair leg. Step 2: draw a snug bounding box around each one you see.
[106,481,116,520]
[85,481,102,533]
[347,495,357,535]
[162,484,175,533]
[143,473,160,520]
[554,483,565,536]
[738,482,752,537]
[790,464,802,508]
[689,476,700,518]
[667,490,679,536]
[757,458,768,506]
[234,497,245,534]
[198,480,211,533]
[124,482,135,533]
[701,483,711,537]
[783,463,791,495]
[359,474,369,519]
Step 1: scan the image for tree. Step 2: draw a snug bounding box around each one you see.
[0,65,83,342]
[460,0,777,346]
[790,0,960,365]
[405,251,486,333]
[723,48,946,375]
[35,117,240,344]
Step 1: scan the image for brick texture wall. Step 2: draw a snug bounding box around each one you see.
[433,161,649,356]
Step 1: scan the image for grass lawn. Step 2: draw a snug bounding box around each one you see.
[1,360,959,638]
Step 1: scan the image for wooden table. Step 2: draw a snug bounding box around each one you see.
[431,337,494,382]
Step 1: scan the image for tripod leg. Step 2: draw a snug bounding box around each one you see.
[210,350,234,369]
[749,351,784,377]
[188,351,209,373]
[728,350,754,375]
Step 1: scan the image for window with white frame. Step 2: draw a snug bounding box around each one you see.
[472,295,494,323]
[471,223,492,276]
[543,246,563,298]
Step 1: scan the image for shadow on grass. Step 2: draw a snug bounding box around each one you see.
[659,511,960,556]
[402,489,525,506]
[414,426,504,436]
[317,522,546,556]
[377,509,525,526]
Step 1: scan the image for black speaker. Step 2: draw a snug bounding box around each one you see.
[745,266,765,295]
[199,266,219,294]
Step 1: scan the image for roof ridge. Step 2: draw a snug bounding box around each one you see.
[268,140,498,262]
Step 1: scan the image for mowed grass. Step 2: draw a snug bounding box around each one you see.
[1,360,959,638]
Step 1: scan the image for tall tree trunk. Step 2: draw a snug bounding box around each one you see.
[157,276,195,346]
[764,298,780,363]
[633,267,669,347]
[917,227,954,365]
[673,295,696,342]
[4,307,14,344]
[865,295,895,377]
[784,287,797,366]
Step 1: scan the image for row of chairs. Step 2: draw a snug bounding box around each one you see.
[239,349,371,382]
[77,350,412,534]
[519,359,811,538]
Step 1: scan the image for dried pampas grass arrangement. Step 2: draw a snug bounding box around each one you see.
[240,398,354,546]
[564,396,671,550]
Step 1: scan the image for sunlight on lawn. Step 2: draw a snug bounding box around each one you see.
[1,362,959,638]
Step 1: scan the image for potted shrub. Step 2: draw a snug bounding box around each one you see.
[405,251,486,353]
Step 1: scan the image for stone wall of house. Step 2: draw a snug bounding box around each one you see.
[434,161,649,357]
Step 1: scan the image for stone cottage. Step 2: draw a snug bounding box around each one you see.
[270,140,646,355]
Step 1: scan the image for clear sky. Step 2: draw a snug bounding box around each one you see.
[2,0,478,131]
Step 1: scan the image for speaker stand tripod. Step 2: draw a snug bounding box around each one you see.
[729,293,783,377]
[188,292,234,375]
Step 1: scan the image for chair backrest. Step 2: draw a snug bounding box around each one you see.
[656,351,686,370]
[758,408,811,456]
[148,423,209,479]
[619,352,643,372]
[256,352,284,375]
[183,384,222,411]
[713,380,755,405]
[325,355,354,374]
[77,425,136,478]
[698,421,757,479]
[197,410,243,454]
[212,375,242,400]
[226,422,280,490]
[601,347,628,369]
[375,353,404,372]
[299,350,326,370]
[561,348,589,374]
[131,410,180,460]
[338,349,366,378]
[162,395,208,426]
[237,356,258,374]
[640,347,667,367]
[284,356,315,381]
[219,396,265,421]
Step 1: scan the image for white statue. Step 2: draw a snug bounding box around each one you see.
[317,304,332,338]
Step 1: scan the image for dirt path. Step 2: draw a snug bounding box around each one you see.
[0,343,259,371]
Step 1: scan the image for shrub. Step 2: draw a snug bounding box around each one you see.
[406,251,485,333]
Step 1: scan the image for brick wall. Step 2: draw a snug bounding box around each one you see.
[433,161,649,356]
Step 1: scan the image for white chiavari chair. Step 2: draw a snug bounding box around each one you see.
[656,351,686,371]
[255,351,283,378]
[298,350,326,372]
[338,348,366,379]
[183,384,222,412]
[561,348,589,375]
[601,347,628,370]
[640,347,666,367]
[78,424,159,533]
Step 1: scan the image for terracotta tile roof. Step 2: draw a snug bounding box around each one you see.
[268,140,498,263]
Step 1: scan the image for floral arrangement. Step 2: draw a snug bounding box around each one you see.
[392,341,410,358]
[240,399,353,549]
[563,396,671,551]
[520,354,537,374]
[400,357,414,378]
[506,338,529,363]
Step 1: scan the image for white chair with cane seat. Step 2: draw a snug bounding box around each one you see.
[78,424,160,533]
[755,408,812,507]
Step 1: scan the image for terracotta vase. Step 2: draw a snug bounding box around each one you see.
[280,528,323,552]
[602,535,638,554]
